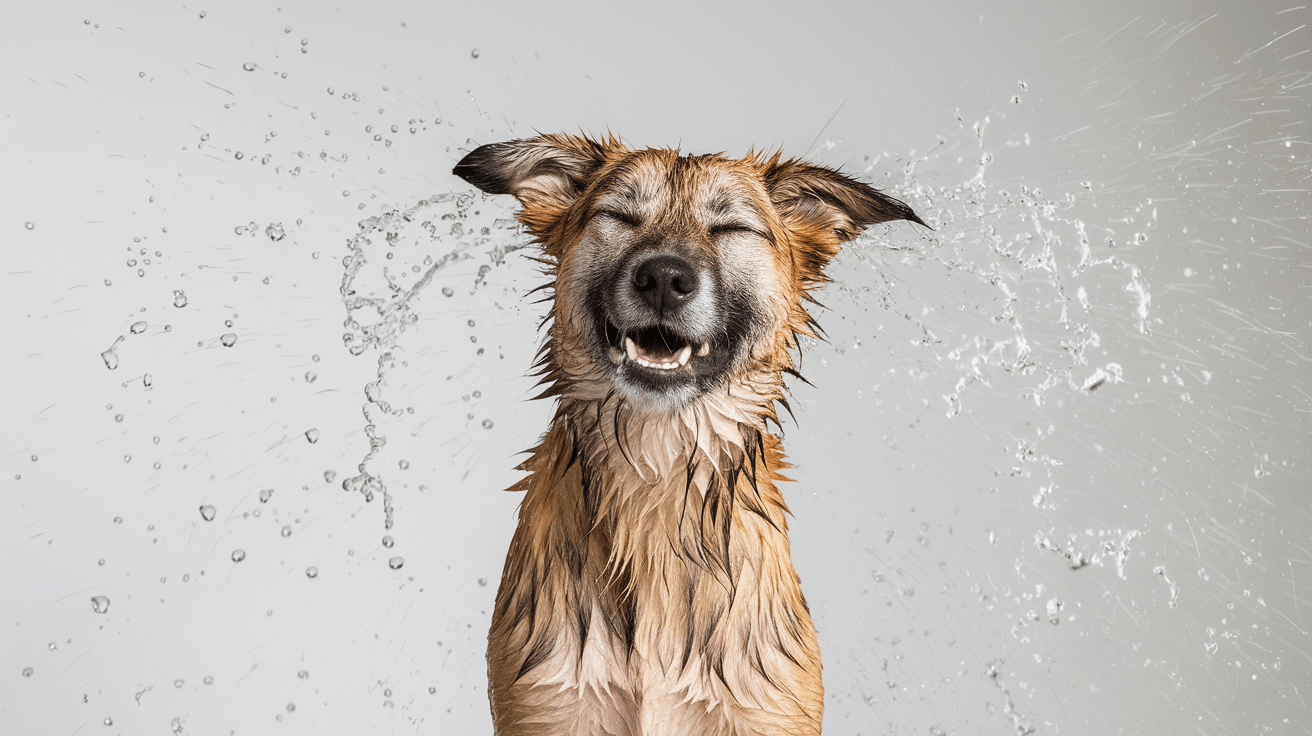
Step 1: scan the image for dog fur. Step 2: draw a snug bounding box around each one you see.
[453,133,923,735]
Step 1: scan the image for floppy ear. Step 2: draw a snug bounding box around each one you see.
[452,133,611,219]
[763,157,926,285]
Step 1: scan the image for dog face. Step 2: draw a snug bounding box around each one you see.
[454,134,923,413]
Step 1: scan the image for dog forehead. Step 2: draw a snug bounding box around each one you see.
[593,153,767,219]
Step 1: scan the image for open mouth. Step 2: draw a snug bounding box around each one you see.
[604,322,711,372]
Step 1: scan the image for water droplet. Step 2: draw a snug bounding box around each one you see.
[304,370,317,383]
[304,428,319,443]
[98,558,105,566]
[231,549,246,562]
[428,686,436,694]
[388,556,404,570]
[234,151,244,160]
[130,321,147,335]
[286,702,296,713]
[24,221,34,230]
[258,488,273,503]
[199,505,216,521]
[477,577,488,587]
[470,48,480,58]
[305,566,318,579]
[243,62,256,71]
[266,222,286,241]
[220,333,237,347]
[90,596,110,614]
[113,516,122,524]
[100,337,123,370]
[48,642,56,650]
[103,717,113,726]
[323,469,336,483]
[297,669,309,679]
[22,667,33,677]
[199,10,206,18]
[382,535,394,548]
[441,286,454,297]
[173,289,188,308]
[174,678,184,688]
[398,459,409,470]
[481,419,494,430]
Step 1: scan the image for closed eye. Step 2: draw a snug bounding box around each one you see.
[708,223,760,238]
[597,210,641,228]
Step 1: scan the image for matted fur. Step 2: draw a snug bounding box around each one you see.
[453,133,923,735]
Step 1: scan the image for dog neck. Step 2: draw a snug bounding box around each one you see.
[503,367,798,600]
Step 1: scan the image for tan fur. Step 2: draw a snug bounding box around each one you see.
[453,134,923,735]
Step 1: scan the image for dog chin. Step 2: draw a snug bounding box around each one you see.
[610,371,702,413]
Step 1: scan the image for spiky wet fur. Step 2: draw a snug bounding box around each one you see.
[453,133,923,735]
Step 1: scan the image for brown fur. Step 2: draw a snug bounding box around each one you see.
[453,133,923,735]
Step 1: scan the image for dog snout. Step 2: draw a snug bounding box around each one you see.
[630,254,698,316]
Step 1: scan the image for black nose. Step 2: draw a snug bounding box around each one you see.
[631,254,698,314]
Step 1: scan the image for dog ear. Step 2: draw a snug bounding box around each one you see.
[763,158,925,284]
[453,133,610,212]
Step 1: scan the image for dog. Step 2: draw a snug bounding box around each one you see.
[453,133,923,735]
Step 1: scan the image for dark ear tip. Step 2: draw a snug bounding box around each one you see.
[906,210,932,230]
[452,143,512,194]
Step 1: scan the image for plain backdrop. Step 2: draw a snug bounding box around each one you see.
[2,1,1309,734]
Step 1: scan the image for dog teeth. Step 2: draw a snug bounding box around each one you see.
[675,344,692,367]
[696,341,711,357]
[621,337,697,371]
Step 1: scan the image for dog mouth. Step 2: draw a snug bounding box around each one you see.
[603,321,712,373]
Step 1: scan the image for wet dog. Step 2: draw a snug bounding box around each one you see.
[454,134,923,735]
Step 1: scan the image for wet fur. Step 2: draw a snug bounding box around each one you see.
[454,134,923,735]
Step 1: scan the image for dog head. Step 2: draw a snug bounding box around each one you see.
[454,133,924,415]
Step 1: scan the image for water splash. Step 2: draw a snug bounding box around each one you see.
[843,123,1153,416]
[336,192,525,528]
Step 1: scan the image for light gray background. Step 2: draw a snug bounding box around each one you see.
[3,1,1309,734]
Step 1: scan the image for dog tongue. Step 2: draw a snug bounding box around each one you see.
[636,342,677,361]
